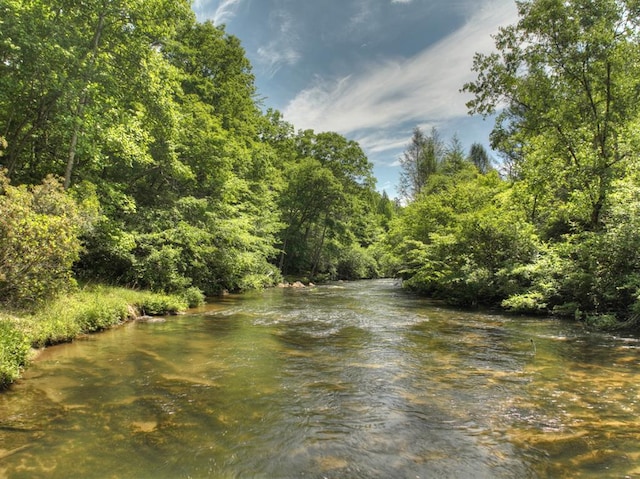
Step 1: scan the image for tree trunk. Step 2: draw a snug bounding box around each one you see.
[309,220,328,280]
[64,12,105,189]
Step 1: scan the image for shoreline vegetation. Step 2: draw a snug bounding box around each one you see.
[3,1,640,387]
[0,286,193,390]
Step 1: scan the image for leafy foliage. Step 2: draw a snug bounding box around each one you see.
[0,0,391,309]
[387,0,640,329]
[390,165,540,306]
[463,0,640,231]
[0,172,89,307]
[398,127,444,203]
[0,318,30,388]
[276,130,383,280]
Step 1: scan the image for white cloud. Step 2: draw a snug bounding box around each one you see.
[282,0,517,135]
[211,0,243,26]
[355,131,411,155]
[350,0,376,28]
[391,0,413,3]
[257,9,302,76]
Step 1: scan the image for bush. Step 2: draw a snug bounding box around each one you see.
[182,286,205,308]
[135,292,187,316]
[584,314,620,331]
[133,244,192,293]
[0,172,87,307]
[0,319,31,388]
[501,292,548,314]
[76,298,130,332]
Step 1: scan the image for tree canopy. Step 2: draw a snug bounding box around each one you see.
[4,0,640,331]
[387,0,640,329]
[463,0,640,231]
[0,0,391,309]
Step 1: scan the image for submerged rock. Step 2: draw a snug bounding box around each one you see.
[137,316,166,323]
[278,281,313,288]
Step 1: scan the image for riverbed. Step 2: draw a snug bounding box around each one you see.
[1,279,639,478]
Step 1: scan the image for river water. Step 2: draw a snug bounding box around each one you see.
[1,279,639,478]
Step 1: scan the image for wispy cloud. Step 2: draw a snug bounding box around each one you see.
[282,0,517,135]
[257,9,302,77]
[355,131,412,155]
[211,0,243,26]
[350,0,376,29]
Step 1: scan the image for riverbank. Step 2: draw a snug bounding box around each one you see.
[2,279,639,478]
[0,286,191,389]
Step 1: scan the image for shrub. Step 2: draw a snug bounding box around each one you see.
[501,292,548,314]
[182,286,205,308]
[135,293,187,316]
[75,297,130,332]
[584,314,620,331]
[0,319,31,387]
[0,172,86,307]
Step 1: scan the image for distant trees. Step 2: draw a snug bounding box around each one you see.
[276,129,383,280]
[398,127,443,203]
[397,127,493,203]
[389,129,521,307]
[468,143,491,175]
[387,0,640,329]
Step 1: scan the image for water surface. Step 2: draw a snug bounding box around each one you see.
[1,279,639,478]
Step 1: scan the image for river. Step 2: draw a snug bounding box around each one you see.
[1,279,639,478]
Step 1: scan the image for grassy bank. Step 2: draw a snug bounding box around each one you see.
[0,286,191,389]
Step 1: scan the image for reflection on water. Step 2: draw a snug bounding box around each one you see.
[1,279,640,478]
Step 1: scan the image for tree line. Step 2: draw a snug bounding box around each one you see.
[386,0,640,329]
[2,0,640,330]
[0,0,394,308]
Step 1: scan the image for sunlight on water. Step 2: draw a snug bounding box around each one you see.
[1,279,639,478]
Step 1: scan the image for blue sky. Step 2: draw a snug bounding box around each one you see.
[192,0,518,197]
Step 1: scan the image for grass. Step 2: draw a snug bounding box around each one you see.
[0,285,189,389]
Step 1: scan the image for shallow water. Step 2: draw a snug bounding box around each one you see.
[1,279,639,478]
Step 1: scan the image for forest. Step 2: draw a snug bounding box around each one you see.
[2,0,640,338]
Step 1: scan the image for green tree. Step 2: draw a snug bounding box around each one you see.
[441,134,468,175]
[0,172,91,306]
[390,167,539,306]
[0,0,193,187]
[168,21,258,135]
[295,130,374,188]
[463,0,640,231]
[398,127,443,203]
[75,16,283,295]
[277,157,343,275]
[274,129,381,279]
[468,143,492,174]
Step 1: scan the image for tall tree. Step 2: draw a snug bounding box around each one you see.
[275,129,379,278]
[398,127,444,203]
[441,134,467,175]
[0,0,194,187]
[468,143,492,174]
[463,0,640,230]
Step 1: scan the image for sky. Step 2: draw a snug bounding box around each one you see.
[191,0,519,198]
